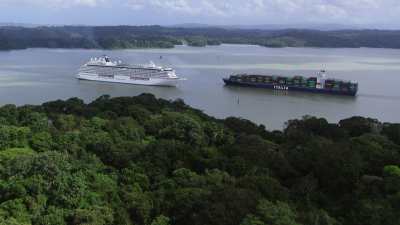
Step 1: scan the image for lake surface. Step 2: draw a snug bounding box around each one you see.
[0,45,400,130]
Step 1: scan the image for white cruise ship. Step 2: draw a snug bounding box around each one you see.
[77,56,181,86]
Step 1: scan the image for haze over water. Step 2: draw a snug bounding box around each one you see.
[0,44,399,130]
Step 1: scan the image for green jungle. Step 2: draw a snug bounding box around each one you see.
[0,94,398,225]
[2,26,400,50]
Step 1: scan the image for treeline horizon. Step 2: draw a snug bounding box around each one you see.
[0,94,398,225]
[2,25,400,50]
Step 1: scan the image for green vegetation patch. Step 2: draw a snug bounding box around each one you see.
[0,94,397,225]
[3,26,400,50]
[0,147,36,162]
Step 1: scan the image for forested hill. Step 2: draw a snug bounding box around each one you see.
[0,94,398,225]
[2,25,400,50]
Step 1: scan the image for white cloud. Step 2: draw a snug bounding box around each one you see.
[126,0,287,16]
[127,0,202,15]
[0,0,105,8]
[1,0,400,25]
[122,0,400,19]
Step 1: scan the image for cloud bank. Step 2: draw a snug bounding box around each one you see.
[1,0,400,26]
[0,0,104,8]
[123,0,400,21]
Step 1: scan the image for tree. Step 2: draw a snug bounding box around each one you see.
[0,125,30,150]
[383,165,400,194]
[0,199,31,225]
[382,123,400,145]
[30,132,53,152]
[241,200,300,225]
[241,215,265,225]
[70,206,114,225]
[0,104,19,125]
[302,209,340,225]
[151,215,171,225]
[54,114,78,132]
[20,112,49,132]
[339,117,380,137]
[145,112,206,146]
[350,134,400,175]
[256,200,300,225]
[121,184,153,225]
[34,206,67,225]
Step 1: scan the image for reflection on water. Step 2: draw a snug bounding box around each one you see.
[358,94,400,101]
[0,45,400,130]
[76,79,185,98]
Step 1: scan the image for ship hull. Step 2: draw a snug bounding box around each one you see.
[77,73,179,87]
[223,79,357,96]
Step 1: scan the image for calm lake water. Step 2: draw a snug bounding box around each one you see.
[0,45,400,130]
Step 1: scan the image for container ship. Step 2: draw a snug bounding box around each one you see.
[77,55,182,86]
[223,70,358,96]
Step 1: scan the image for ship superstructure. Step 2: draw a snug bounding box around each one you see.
[77,56,181,86]
[223,70,358,96]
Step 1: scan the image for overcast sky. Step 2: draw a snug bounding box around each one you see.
[1,0,400,27]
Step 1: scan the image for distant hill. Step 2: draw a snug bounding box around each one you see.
[1,25,400,50]
[0,22,40,28]
[170,23,214,28]
[171,23,363,31]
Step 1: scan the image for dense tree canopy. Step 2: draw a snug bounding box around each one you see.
[0,94,398,225]
[2,26,400,50]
